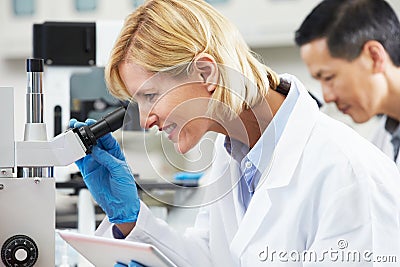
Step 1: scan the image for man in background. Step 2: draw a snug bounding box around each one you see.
[295,0,400,168]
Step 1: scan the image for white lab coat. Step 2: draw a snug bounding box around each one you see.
[97,75,400,266]
[370,116,400,169]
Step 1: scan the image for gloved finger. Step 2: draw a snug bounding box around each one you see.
[85,118,97,126]
[71,121,86,129]
[114,262,128,267]
[75,157,85,167]
[97,134,124,160]
[98,133,118,151]
[70,118,97,129]
[91,146,123,171]
[129,260,146,267]
[69,118,77,128]
[75,153,98,176]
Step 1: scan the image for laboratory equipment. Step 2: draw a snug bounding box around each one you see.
[33,21,126,139]
[73,106,126,153]
[0,59,56,267]
[0,58,127,267]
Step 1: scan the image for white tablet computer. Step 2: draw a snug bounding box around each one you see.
[57,230,177,267]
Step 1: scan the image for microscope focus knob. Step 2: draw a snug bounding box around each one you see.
[1,235,38,267]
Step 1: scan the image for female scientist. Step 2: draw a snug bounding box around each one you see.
[70,0,400,266]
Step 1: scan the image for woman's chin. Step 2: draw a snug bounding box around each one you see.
[174,143,186,154]
[173,129,205,154]
[174,141,193,155]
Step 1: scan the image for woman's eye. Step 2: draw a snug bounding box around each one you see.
[145,93,156,102]
[323,75,335,82]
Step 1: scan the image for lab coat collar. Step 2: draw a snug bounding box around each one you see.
[260,74,319,190]
[229,74,320,259]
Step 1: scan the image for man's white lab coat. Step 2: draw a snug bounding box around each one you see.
[97,75,400,266]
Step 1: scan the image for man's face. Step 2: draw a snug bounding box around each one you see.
[300,38,386,123]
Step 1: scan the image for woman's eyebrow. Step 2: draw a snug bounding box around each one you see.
[138,85,155,92]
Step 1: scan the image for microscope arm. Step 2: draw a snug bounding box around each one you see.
[16,105,126,167]
[16,129,87,167]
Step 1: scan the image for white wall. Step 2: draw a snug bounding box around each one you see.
[0,59,27,141]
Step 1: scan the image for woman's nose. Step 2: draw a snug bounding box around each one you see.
[140,113,158,129]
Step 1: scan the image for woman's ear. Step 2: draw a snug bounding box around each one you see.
[193,53,218,93]
[363,40,388,73]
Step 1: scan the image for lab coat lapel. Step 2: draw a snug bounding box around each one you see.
[230,183,272,259]
[218,159,243,244]
[230,160,246,224]
[263,81,319,190]
[229,79,320,259]
[206,135,242,244]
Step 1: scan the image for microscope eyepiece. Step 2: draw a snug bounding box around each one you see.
[26,58,44,72]
[73,106,126,154]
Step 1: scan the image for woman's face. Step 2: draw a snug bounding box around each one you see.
[119,62,215,154]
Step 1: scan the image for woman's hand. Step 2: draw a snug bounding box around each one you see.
[70,119,140,225]
[115,260,145,267]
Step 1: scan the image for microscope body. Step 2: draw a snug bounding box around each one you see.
[0,60,87,267]
[0,177,55,266]
[0,21,127,266]
[0,87,56,267]
[0,66,125,266]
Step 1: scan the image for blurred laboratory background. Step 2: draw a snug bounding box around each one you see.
[1,0,400,266]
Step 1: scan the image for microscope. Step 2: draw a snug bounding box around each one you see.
[0,58,126,267]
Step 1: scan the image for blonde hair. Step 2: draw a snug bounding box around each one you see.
[105,0,280,120]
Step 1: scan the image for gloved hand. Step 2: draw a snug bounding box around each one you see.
[114,260,145,267]
[70,119,140,224]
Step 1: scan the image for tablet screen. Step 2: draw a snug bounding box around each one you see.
[57,230,177,267]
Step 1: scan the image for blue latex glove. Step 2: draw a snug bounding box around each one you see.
[70,119,140,224]
[114,261,145,267]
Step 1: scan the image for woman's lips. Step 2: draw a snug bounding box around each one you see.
[162,123,177,140]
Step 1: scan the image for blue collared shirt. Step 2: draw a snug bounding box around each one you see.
[224,76,299,211]
[385,117,400,161]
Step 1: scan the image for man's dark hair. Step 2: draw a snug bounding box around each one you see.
[295,0,400,66]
